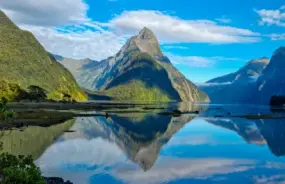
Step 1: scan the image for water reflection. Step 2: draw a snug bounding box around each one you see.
[0,119,75,158]
[1,103,285,183]
[35,112,285,183]
[204,118,285,157]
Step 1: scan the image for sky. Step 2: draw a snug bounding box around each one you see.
[0,0,284,83]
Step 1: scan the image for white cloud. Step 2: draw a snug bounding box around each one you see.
[0,2,261,60]
[253,175,285,184]
[166,53,243,68]
[0,0,125,60]
[37,136,257,184]
[109,10,260,44]
[215,17,232,24]
[268,33,285,40]
[112,157,256,184]
[0,0,89,27]
[21,24,125,60]
[255,6,285,27]
[162,45,189,50]
[198,82,233,86]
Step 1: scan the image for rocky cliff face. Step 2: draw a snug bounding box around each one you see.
[256,47,285,104]
[205,117,285,157]
[0,10,86,101]
[61,112,195,171]
[208,57,269,84]
[56,27,209,102]
[201,57,269,104]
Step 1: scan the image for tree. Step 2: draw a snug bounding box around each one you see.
[0,97,8,112]
[62,93,72,102]
[27,86,47,102]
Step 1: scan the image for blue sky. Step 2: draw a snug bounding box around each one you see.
[0,0,284,83]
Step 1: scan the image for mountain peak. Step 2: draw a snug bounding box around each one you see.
[266,46,285,68]
[133,27,163,57]
[248,57,269,64]
[119,27,163,58]
[138,27,156,40]
[274,46,285,56]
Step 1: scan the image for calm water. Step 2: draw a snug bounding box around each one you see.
[1,103,285,184]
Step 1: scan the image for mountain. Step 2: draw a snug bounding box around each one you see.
[0,119,75,159]
[0,10,86,101]
[53,54,98,89]
[256,47,285,104]
[200,57,269,104]
[207,57,269,84]
[55,28,209,102]
[61,113,194,171]
[205,117,285,157]
[205,118,266,145]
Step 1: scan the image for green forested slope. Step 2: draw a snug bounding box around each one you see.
[0,10,86,101]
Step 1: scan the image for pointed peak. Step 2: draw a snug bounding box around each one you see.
[138,27,156,38]
[254,57,269,62]
[275,46,285,54]
[259,57,269,60]
[117,27,163,58]
[135,27,163,57]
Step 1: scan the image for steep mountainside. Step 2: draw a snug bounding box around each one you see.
[256,47,285,104]
[201,57,269,104]
[207,57,269,84]
[0,10,86,101]
[57,28,209,102]
[60,113,194,171]
[205,117,285,157]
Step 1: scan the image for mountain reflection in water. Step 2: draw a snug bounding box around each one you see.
[1,103,285,184]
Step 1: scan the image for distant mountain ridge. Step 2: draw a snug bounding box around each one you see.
[61,112,195,171]
[256,47,285,104]
[55,27,209,102]
[207,57,269,84]
[0,10,86,101]
[203,46,285,105]
[205,117,285,157]
[201,57,269,104]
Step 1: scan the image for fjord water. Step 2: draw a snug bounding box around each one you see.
[1,103,285,184]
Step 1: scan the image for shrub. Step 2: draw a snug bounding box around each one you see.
[27,86,47,102]
[0,98,15,121]
[0,143,45,184]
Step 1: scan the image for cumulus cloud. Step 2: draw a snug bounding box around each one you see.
[268,33,285,40]
[253,175,285,184]
[0,0,89,27]
[162,45,190,50]
[0,0,125,60]
[166,53,243,68]
[0,1,261,60]
[255,5,285,27]
[112,157,256,184]
[109,10,260,44]
[37,136,257,184]
[215,17,232,24]
[21,24,125,60]
[198,82,233,86]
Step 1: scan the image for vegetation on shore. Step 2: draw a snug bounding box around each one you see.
[0,98,15,122]
[0,10,87,102]
[270,96,285,106]
[0,141,73,184]
[0,81,79,103]
[105,80,171,101]
[0,142,46,184]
